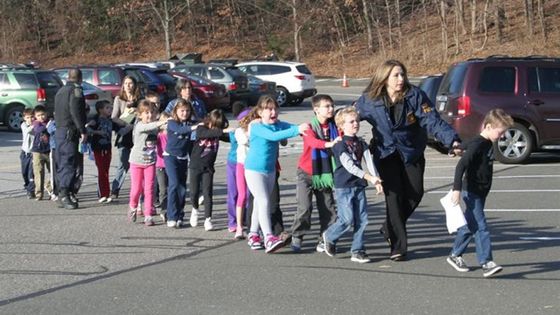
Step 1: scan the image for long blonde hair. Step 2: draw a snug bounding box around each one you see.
[364,59,411,102]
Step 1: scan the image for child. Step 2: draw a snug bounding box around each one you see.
[31,105,53,201]
[290,94,341,252]
[232,108,254,239]
[20,108,35,199]
[189,109,232,231]
[156,112,170,221]
[127,100,167,226]
[446,108,513,278]
[322,106,383,263]
[244,95,308,253]
[164,99,196,228]
[87,100,114,203]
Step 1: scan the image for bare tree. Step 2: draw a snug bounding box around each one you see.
[394,0,402,49]
[148,0,191,59]
[362,0,373,51]
[470,0,477,34]
[455,0,467,35]
[384,0,393,51]
[537,0,547,40]
[476,0,491,51]
[524,0,534,36]
[494,0,505,43]
[436,0,448,62]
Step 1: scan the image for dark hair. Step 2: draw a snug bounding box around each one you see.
[171,98,193,122]
[145,91,159,100]
[95,100,111,113]
[311,94,334,107]
[175,78,192,96]
[118,75,141,102]
[203,109,228,129]
[33,105,47,114]
[67,68,82,83]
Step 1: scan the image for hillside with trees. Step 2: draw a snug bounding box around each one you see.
[1,0,558,76]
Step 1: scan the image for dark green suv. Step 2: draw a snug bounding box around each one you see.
[0,66,63,131]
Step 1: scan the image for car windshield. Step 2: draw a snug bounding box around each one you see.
[296,65,312,74]
[81,81,100,91]
[187,74,213,85]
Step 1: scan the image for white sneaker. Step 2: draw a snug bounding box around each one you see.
[98,197,108,203]
[190,208,199,227]
[176,220,183,228]
[167,220,177,228]
[105,197,112,203]
[204,217,213,231]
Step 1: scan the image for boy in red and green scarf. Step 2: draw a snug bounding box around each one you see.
[290,94,341,252]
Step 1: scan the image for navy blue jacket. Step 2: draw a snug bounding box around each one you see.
[165,120,194,158]
[355,86,459,165]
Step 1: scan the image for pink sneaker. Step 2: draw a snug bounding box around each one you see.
[247,233,264,250]
[127,207,137,223]
[228,226,237,233]
[265,234,285,253]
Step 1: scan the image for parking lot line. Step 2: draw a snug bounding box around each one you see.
[428,189,560,194]
[486,209,560,212]
[426,175,560,180]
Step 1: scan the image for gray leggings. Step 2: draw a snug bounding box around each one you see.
[245,169,276,237]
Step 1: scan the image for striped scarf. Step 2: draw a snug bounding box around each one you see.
[310,116,338,189]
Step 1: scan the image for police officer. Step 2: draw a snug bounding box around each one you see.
[355,60,462,261]
[54,69,87,209]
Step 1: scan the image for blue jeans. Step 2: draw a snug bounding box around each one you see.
[165,155,188,222]
[451,191,493,265]
[324,187,368,253]
[111,146,130,195]
[20,151,35,193]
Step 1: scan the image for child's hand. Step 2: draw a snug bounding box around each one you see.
[374,182,384,195]
[448,141,463,157]
[325,136,342,148]
[223,127,235,133]
[451,190,461,205]
[298,123,309,135]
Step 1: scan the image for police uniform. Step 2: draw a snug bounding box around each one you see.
[355,85,460,259]
[54,81,87,209]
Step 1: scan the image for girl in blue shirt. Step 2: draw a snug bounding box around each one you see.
[244,95,308,253]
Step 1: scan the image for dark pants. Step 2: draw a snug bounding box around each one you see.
[190,167,214,219]
[55,127,79,196]
[378,152,425,256]
[111,146,131,195]
[246,170,284,235]
[156,167,168,212]
[165,155,188,222]
[291,168,336,241]
[50,149,58,195]
[20,150,35,193]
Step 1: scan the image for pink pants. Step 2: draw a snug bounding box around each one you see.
[129,163,156,216]
[235,163,248,208]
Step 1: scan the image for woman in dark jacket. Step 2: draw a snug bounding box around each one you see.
[354,60,461,261]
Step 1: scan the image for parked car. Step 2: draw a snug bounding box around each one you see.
[115,62,170,70]
[436,55,560,163]
[169,72,230,111]
[118,66,171,106]
[247,75,276,106]
[419,74,444,105]
[53,66,125,98]
[82,81,113,113]
[0,67,63,131]
[172,63,250,111]
[236,61,317,106]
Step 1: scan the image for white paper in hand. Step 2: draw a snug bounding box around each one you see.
[440,190,467,234]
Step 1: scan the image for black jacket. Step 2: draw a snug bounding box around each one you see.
[54,82,87,135]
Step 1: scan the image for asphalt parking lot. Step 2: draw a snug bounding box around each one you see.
[0,79,558,314]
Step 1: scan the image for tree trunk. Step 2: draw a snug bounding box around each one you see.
[421,0,428,64]
[524,0,534,35]
[385,0,393,51]
[455,0,467,35]
[362,0,373,51]
[438,0,448,62]
[292,0,300,61]
[494,0,504,43]
[470,0,477,34]
[454,1,460,55]
[394,0,401,49]
[476,0,490,51]
[537,0,546,40]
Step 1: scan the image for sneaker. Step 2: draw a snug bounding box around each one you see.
[228,226,237,233]
[204,217,213,231]
[50,194,58,201]
[190,208,199,227]
[127,207,137,223]
[105,197,112,203]
[322,232,336,257]
[35,193,43,201]
[27,191,36,199]
[98,197,108,203]
[447,255,469,272]
[279,231,292,246]
[160,212,167,222]
[290,236,302,252]
[316,240,325,253]
[176,220,183,228]
[247,234,264,250]
[482,261,503,278]
[167,220,177,228]
[234,230,245,240]
[111,192,119,200]
[144,216,155,226]
[69,193,78,203]
[265,235,285,253]
[351,252,371,264]
[389,252,406,261]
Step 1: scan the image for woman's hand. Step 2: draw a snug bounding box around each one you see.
[325,136,342,148]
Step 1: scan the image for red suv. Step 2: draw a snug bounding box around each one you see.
[53,66,125,98]
[436,56,560,163]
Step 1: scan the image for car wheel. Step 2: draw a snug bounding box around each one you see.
[494,122,534,164]
[290,97,304,106]
[5,105,24,132]
[276,87,289,107]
